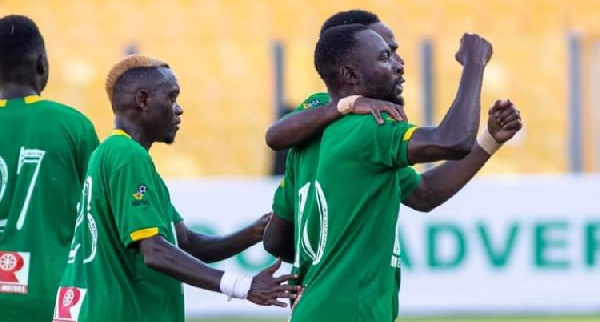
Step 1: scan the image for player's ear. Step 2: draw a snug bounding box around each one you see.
[36,54,46,76]
[135,90,150,111]
[340,66,360,85]
[36,52,49,92]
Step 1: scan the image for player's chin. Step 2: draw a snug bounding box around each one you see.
[394,95,405,107]
[163,132,177,144]
[387,93,404,106]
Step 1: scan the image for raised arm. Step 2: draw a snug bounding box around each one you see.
[176,214,270,263]
[407,33,492,164]
[265,98,406,151]
[139,235,299,307]
[404,100,523,212]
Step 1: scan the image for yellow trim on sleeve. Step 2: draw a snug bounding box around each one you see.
[403,127,417,141]
[0,100,6,107]
[24,95,42,104]
[130,227,159,242]
[110,129,132,139]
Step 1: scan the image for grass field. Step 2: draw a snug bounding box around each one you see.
[187,316,600,322]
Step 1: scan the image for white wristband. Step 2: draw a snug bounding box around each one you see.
[220,272,252,301]
[476,126,502,155]
[336,95,361,115]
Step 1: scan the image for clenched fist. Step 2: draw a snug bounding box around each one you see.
[455,33,493,66]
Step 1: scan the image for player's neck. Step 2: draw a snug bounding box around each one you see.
[0,83,40,99]
[114,117,153,151]
[332,87,363,102]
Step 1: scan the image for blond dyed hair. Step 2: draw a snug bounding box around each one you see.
[105,54,168,100]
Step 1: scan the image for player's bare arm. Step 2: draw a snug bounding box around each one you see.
[265,97,406,151]
[176,213,270,263]
[406,33,492,164]
[403,100,523,212]
[139,235,300,307]
[263,213,295,263]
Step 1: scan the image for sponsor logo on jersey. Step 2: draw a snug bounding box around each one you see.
[303,98,322,110]
[0,251,30,294]
[132,184,149,206]
[53,287,87,322]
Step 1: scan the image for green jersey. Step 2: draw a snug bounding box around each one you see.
[271,93,420,321]
[54,131,184,322]
[292,113,417,322]
[0,96,98,322]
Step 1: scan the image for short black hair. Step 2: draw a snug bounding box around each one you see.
[319,10,380,36]
[0,15,45,73]
[110,66,170,110]
[314,24,369,92]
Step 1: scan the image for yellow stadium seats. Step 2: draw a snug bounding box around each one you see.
[3,0,600,176]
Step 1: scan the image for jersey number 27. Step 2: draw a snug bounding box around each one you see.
[0,147,46,233]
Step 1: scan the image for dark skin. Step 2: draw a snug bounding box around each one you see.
[0,46,49,99]
[264,30,519,261]
[176,213,271,263]
[264,22,402,151]
[114,67,299,306]
[332,30,490,163]
[265,23,507,212]
[265,100,523,261]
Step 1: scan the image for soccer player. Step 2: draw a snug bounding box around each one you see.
[53,55,299,322]
[0,15,100,321]
[265,9,520,274]
[263,24,508,321]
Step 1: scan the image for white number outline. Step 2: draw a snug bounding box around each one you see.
[296,181,329,266]
[0,148,46,232]
[0,156,8,232]
[69,176,98,264]
[391,213,402,268]
[15,147,46,230]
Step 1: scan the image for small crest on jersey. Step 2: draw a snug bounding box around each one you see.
[279,178,285,188]
[302,98,321,110]
[132,184,149,206]
[0,251,30,294]
[53,287,87,322]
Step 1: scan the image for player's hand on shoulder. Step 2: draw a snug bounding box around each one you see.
[487,99,523,143]
[352,96,407,124]
[247,258,300,307]
[455,33,493,66]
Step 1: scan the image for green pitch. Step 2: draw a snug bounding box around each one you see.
[187,316,600,322]
[186,318,599,322]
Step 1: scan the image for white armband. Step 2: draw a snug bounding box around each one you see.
[220,272,253,301]
[476,126,502,155]
[336,95,361,115]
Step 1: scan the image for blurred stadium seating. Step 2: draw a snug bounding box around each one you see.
[2,0,599,177]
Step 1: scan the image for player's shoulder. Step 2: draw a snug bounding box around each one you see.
[324,114,417,148]
[294,92,331,112]
[38,99,94,125]
[338,113,416,131]
[96,135,150,165]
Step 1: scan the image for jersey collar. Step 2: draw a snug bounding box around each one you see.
[110,129,132,139]
[0,95,42,107]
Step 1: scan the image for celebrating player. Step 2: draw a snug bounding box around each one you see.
[53,55,299,322]
[0,15,99,321]
[264,13,521,319]
[264,18,519,320]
